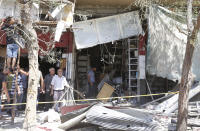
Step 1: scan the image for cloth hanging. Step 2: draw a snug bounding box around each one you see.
[147,5,200,81]
[73,11,143,49]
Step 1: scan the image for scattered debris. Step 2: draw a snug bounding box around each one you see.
[155,83,200,114]
[85,105,161,131]
[53,3,75,42]
[52,83,200,130]
[38,109,60,123]
[59,111,87,130]
[57,103,170,130]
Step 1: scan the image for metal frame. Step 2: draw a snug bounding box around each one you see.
[128,38,140,101]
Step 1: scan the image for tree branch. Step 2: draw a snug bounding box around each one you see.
[191,12,200,43]
[187,0,194,33]
[17,0,32,4]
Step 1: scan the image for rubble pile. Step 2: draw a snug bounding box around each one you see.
[36,83,200,131]
[57,104,168,131]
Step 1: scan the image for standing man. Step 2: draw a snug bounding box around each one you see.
[0,69,10,119]
[3,68,13,116]
[37,70,44,110]
[87,66,96,98]
[18,68,44,110]
[0,17,20,69]
[43,67,55,111]
[51,69,70,112]
[4,68,14,95]
[21,68,28,110]
[11,69,23,113]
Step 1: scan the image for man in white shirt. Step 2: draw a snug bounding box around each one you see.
[50,68,69,112]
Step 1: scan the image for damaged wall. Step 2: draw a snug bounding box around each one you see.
[147,5,200,81]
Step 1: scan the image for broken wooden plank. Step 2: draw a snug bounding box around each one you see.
[166,84,200,114]
[97,83,114,102]
[58,112,87,130]
[141,93,174,108]
[155,84,200,113]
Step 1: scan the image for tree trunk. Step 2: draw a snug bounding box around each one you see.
[18,1,39,130]
[177,0,200,130]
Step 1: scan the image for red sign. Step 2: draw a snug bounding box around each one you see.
[138,34,147,55]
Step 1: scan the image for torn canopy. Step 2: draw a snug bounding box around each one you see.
[53,3,75,42]
[73,11,143,49]
[147,5,200,81]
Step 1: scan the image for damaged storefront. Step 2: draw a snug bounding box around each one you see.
[72,6,178,104]
[1,0,200,130]
[57,3,200,130]
[0,0,74,77]
[72,11,147,102]
[0,0,180,106]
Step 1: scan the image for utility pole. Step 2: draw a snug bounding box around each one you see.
[177,0,200,130]
[17,0,39,130]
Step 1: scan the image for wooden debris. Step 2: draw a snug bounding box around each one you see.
[97,83,114,102]
[59,112,87,130]
[155,84,200,113]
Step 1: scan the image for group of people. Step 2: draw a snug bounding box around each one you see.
[0,16,70,119]
[0,67,70,119]
[0,16,100,119]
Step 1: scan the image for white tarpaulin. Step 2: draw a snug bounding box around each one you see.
[65,53,73,80]
[139,55,146,79]
[53,3,74,42]
[147,5,200,81]
[73,11,143,49]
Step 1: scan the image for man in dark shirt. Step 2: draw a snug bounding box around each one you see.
[0,17,19,69]
[12,71,24,113]
[0,69,10,119]
[87,66,96,98]
[43,67,55,110]
[21,68,28,106]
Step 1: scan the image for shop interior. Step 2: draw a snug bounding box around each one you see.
[76,37,140,98]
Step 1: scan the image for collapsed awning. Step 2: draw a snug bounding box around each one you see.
[73,11,143,49]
